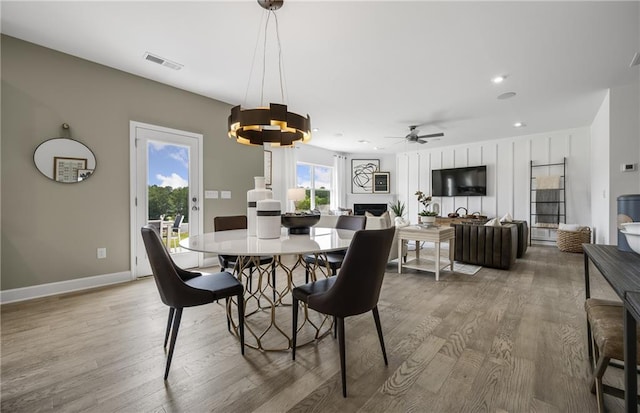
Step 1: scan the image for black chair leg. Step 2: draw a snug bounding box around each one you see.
[165,307,183,380]
[164,307,175,348]
[226,297,231,332]
[333,316,337,339]
[372,306,388,365]
[332,267,337,276]
[237,293,245,355]
[337,317,347,397]
[305,266,310,284]
[249,267,253,292]
[292,297,299,360]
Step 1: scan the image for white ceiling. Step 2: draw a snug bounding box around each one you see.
[2,1,639,154]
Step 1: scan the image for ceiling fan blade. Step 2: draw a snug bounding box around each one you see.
[416,132,444,139]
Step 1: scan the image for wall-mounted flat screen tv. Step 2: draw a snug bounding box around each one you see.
[432,166,487,196]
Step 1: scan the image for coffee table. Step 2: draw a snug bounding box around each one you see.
[397,225,455,280]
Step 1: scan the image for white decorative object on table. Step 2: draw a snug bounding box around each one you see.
[247,176,272,236]
[622,230,640,255]
[256,199,281,239]
[621,222,640,235]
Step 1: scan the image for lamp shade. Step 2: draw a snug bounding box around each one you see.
[287,188,306,202]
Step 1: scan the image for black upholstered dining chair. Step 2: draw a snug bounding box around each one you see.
[141,225,244,380]
[292,226,395,397]
[303,215,366,281]
[214,215,276,297]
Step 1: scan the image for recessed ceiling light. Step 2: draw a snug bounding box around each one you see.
[497,92,517,100]
[312,128,319,132]
[358,140,370,144]
[373,146,383,150]
[492,75,506,84]
[514,122,526,128]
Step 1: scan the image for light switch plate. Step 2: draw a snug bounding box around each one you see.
[205,190,219,199]
[221,191,231,199]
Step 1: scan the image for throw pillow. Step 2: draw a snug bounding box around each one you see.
[500,212,513,223]
[365,211,375,218]
[484,218,502,227]
[380,211,392,228]
[559,223,581,231]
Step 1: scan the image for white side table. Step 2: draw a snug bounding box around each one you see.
[397,225,455,281]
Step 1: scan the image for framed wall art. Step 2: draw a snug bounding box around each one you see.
[373,171,390,193]
[351,159,380,193]
[54,156,87,183]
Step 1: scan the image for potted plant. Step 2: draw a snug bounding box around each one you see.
[389,200,406,218]
[415,190,437,224]
[389,200,408,226]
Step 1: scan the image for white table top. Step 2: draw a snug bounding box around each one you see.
[179,227,356,255]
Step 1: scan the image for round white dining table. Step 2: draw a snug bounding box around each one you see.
[179,226,356,256]
[179,226,357,351]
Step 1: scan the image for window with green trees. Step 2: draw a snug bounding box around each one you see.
[296,162,332,213]
[148,185,189,223]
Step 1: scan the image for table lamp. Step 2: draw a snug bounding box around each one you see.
[287,187,306,212]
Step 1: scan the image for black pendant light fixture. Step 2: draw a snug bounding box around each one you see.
[228,0,311,147]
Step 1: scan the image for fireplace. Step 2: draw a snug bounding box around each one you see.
[353,203,388,216]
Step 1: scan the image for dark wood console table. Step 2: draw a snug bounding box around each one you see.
[583,244,640,412]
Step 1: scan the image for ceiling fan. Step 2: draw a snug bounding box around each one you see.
[386,125,444,144]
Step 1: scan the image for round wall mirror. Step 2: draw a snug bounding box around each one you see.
[33,138,96,183]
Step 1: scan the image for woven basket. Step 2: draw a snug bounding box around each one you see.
[557,227,591,253]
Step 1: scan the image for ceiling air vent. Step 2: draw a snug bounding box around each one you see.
[143,52,183,70]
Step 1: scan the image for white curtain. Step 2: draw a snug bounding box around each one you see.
[331,155,347,211]
[283,146,297,209]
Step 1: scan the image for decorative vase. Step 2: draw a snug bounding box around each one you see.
[424,215,436,224]
[247,176,272,237]
[256,199,282,239]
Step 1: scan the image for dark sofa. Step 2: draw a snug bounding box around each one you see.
[510,220,528,258]
[452,223,518,270]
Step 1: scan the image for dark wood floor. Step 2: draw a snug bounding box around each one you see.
[1,245,626,412]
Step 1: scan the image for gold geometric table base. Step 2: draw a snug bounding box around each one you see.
[226,253,334,351]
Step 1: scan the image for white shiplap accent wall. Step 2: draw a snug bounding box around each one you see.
[396,127,591,238]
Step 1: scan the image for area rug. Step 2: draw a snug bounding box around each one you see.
[453,261,482,275]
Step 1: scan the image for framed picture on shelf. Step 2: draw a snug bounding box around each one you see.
[373,171,390,193]
[54,156,87,183]
[351,159,380,193]
[264,150,272,186]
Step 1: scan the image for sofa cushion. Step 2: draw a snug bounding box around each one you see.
[485,218,502,227]
[365,211,392,229]
[500,212,513,222]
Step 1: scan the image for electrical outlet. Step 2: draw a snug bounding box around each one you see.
[221,191,231,199]
[97,247,107,259]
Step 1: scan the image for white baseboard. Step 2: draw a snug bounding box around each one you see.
[0,271,133,304]
[202,256,219,268]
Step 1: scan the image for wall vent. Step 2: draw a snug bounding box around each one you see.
[143,52,183,70]
[630,52,640,68]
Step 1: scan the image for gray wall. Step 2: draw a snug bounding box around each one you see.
[1,35,262,290]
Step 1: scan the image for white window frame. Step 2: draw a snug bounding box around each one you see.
[296,161,333,211]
